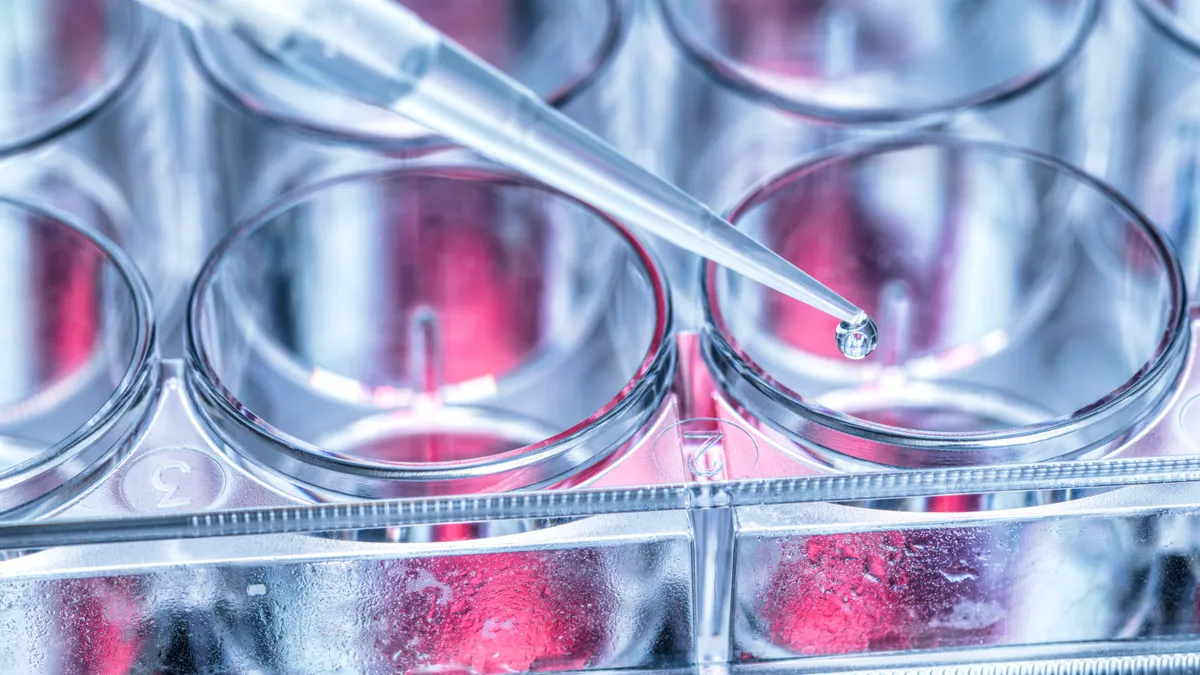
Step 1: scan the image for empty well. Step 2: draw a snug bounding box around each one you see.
[0,199,155,515]
[187,167,674,499]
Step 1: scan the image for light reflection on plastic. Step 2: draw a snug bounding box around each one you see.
[906,328,1010,379]
[308,366,497,406]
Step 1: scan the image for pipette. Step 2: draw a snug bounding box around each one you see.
[140,0,878,358]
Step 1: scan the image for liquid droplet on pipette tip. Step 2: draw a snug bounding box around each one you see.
[836,315,878,360]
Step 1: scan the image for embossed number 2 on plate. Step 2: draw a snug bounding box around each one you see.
[685,430,725,477]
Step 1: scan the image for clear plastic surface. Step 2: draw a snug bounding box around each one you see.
[8,4,1200,674]
[9,346,1200,671]
[6,145,1200,675]
[0,512,695,673]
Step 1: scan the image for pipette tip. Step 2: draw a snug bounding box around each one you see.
[836,313,878,360]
